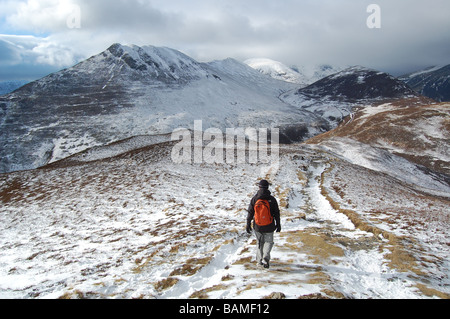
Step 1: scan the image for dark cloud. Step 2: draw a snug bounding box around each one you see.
[1,0,449,80]
[79,0,182,32]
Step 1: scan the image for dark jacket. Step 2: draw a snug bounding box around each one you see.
[247,188,281,233]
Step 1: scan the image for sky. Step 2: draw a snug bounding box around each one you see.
[0,0,449,81]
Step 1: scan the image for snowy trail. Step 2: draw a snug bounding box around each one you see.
[283,157,427,298]
[158,157,381,299]
[301,162,354,229]
[186,155,428,299]
[0,144,447,299]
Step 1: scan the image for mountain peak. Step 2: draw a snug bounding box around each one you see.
[244,59,345,86]
[106,42,126,55]
[102,43,209,82]
[244,58,304,84]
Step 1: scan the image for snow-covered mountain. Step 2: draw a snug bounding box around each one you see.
[400,64,450,102]
[0,44,431,174]
[291,64,344,85]
[0,49,427,173]
[244,58,306,85]
[244,58,342,87]
[1,44,334,173]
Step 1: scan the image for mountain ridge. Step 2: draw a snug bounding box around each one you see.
[0,43,432,173]
[0,43,304,173]
[294,66,418,102]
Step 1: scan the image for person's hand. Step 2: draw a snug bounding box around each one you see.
[246,224,252,234]
[276,225,281,233]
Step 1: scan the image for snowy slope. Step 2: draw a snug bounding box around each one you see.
[304,101,450,297]
[1,136,448,299]
[308,101,450,187]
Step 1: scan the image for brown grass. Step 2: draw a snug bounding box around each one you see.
[415,284,450,299]
[169,257,212,276]
[58,289,102,299]
[189,284,229,299]
[233,256,252,265]
[154,277,179,291]
[281,229,344,265]
[0,177,29,203]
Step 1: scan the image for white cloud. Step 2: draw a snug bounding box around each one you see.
[6,0,82,33]
[0,34,80,67]
[0,34,85,80]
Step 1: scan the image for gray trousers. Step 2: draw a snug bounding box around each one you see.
[254,231,274,263]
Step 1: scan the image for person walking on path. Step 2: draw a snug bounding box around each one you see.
[246,180,281,269]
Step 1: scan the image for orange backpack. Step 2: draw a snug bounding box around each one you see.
[254,199,273,226]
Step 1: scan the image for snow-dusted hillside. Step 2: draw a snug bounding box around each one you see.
[400,64,450,102]
[308,101,450,184]
[0,128,448,299]
[291,66,418,102]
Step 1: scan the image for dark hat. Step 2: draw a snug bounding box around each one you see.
[259,180,270,188]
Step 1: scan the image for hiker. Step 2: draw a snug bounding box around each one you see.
[246,180,281,269]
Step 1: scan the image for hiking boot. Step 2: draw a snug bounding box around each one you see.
[262,258,270,269]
